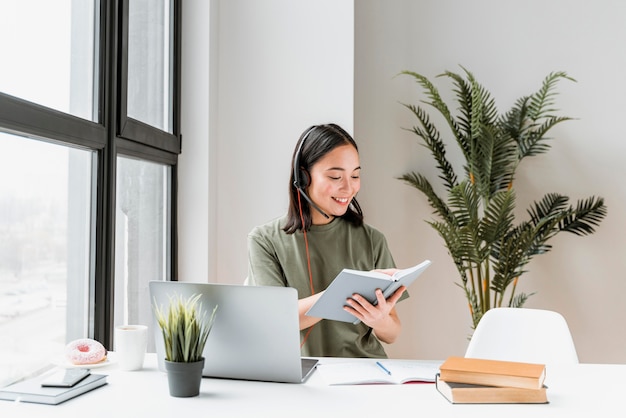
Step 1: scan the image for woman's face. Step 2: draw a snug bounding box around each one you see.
[307,144,361,225]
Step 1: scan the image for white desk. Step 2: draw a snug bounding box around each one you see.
[2,353,624,417]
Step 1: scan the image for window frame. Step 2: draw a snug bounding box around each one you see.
[117,0,182,154]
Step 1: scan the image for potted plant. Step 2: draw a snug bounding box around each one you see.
[398,67,607,330]
[153,293,218,397]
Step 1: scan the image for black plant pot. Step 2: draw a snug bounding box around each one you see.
[164,358,205,397]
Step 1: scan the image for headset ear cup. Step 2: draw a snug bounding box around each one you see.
[298,169,311,188]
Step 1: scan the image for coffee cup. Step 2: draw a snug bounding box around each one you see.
[114,324,148,371]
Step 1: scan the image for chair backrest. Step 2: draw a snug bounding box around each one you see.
[464,307,579,365]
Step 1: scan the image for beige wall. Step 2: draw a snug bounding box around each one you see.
[181,0,626,363]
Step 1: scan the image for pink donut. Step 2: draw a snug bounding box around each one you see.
[65,338,107,365]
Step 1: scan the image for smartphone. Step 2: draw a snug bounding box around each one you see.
[41,368,91,388]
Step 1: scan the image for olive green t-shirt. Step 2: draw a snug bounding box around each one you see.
[246,215,401,358]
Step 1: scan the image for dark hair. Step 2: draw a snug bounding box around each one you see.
[283,124,364,234]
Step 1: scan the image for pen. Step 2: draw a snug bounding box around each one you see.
[376,361,392,376]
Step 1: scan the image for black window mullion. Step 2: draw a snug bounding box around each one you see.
[92,0,118,349]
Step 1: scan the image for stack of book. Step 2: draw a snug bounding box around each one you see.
[435,356,548,404]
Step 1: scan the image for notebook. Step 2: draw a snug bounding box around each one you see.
[149,281,318,383]
[0,373,107,405]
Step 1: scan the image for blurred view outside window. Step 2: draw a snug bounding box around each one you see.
[0,133,94,387]
[127,0,174,132]
[0,0,97,121]
[115,156,171,353]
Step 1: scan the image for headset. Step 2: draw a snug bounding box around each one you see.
[292,126,331,219]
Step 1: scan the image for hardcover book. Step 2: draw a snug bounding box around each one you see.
[436,374,548,404]
[438,356,546,390]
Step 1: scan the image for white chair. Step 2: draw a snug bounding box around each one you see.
[464,307,579,365]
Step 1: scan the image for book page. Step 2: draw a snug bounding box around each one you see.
[383,360,442,383]
[316,360,442,385]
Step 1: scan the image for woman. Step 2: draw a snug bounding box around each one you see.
[246,124,407,358]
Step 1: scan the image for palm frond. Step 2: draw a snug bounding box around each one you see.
[443,71,472,149]
[400,70,464,154]
[508,292,535,308]
[397,172,454,225]
[400,102,458,190]
[480,189,516,244]
[518,115,573,158]
[558,196,607,236]
[448,181,480,228]
[528,71,576,121]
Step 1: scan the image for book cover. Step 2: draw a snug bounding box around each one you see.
[0,373,108,405]
[438,356,546,390]
[436,374,548,404]
[316,360,442,385]
[306,260,431,323]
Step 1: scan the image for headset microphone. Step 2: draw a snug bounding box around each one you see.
[295,184,330,219]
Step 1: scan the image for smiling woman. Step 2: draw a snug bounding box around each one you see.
[246,124,412,359]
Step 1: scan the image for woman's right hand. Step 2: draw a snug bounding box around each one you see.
[298,291,325,330]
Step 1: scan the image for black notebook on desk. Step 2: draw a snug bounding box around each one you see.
[0,373,107,405]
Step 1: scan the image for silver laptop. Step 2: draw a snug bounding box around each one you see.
[149,281,318,383]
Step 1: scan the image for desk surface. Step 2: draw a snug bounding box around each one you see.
[2,353,624,417]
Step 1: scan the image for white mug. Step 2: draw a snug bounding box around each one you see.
[114,325,148,371]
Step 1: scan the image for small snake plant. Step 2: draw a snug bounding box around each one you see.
[153,293,218,363]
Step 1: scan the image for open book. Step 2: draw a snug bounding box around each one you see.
[316,359,442,385]
[306,260,431,324]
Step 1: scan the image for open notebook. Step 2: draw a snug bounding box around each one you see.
[149,281,318,383]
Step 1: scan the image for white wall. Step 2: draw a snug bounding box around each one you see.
[181,0,626,364]
[179,0,213,283]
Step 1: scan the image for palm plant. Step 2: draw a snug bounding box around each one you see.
[153,293,218,363]
[398,67,607,329]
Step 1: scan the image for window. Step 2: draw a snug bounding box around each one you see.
[127,0,174,133]
[0,0,180,386]
[0,133,94,387]
[119,0,180,153]
[114,155,172,352]
[0,0,98,121]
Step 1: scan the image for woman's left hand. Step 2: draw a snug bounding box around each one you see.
[343,285,406,331]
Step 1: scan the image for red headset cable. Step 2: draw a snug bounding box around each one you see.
[297,191,316,348]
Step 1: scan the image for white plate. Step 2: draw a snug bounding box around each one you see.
[53,357,116,369]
